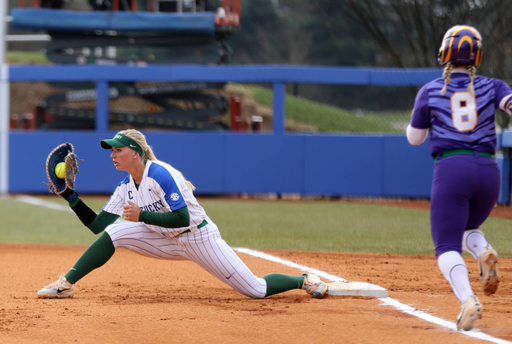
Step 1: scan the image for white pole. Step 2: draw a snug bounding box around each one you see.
[0,1,9,195]
[7,34,51,41]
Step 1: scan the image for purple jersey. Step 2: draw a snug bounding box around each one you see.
[410,72,512,157]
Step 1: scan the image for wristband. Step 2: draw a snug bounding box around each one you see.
[66,192,79,203]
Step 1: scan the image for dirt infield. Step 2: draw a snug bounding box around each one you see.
[0,245,510,343]
[1,201,511,343]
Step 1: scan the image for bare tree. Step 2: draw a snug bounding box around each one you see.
[319,0,512,79]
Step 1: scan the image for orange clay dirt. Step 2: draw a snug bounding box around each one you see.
[0,201,511,344]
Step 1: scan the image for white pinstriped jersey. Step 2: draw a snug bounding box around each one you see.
[103,160,208,236]
[102,160,268,298]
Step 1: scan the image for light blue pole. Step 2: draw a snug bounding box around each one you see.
[273,82,285,135]
[95,81,109,132]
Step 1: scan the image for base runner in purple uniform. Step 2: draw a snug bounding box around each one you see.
[37,129,328,300]
[407,25,511,331]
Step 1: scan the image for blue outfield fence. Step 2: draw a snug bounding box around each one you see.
[1,64,511,203]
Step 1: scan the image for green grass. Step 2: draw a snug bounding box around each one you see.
[7,51,49,65]
[3,195,512,257]
[0,196,97,245]
[245,84,409,133]
[204,199,434,254]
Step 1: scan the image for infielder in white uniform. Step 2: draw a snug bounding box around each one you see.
[37,129,328,299]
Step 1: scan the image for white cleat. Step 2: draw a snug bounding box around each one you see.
[37,273,75,299]
[457,295,482,331]
[478,247,501,296]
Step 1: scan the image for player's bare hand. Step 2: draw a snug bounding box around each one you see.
[123,201,141,222]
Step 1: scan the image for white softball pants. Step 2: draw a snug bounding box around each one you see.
[105,220,267,298]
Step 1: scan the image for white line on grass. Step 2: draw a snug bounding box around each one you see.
[15,195,72,212]
[12,195,511,344]
[12,195,127,223]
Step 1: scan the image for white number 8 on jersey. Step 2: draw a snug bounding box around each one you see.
[451,91,477,131]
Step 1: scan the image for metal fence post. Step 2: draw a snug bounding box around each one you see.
[273,82,285,135]
[95,81,109,132]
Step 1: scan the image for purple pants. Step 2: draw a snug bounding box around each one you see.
[430,154,500,258]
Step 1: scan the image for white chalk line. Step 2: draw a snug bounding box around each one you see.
[234,247,348,282]
[14,194,72,212]
[11,194,127,223]
[236,247,510,344]
[10,195,512,344]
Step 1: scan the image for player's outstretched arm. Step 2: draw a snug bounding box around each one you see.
[68,197,119,234]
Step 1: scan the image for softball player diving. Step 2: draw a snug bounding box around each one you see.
[407,25,511,331]
[37,129,328,300]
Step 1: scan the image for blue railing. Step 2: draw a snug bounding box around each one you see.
[9,64,443,135]
[3,64,509,203]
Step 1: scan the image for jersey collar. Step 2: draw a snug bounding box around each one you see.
[451,67,469,74]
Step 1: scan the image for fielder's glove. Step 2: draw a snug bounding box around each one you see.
[44,143,81,201]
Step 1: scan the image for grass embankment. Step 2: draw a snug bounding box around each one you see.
[7,51,50,65]
[245,84,409,133]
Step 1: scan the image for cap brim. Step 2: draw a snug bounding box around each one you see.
[100,139,125,149]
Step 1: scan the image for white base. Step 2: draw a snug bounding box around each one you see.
[327,281,388,298]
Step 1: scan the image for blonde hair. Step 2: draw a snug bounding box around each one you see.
[119,129,196,191]
[467,64,476,96]
[440,62,476,96]
[439,62,454,95]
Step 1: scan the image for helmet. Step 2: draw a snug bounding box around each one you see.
[437,25,482,68]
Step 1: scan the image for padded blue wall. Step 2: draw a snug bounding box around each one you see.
[304,135,384,196]
[7,131,512,203]
[3,65,510,203]
[8,131,435,197]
